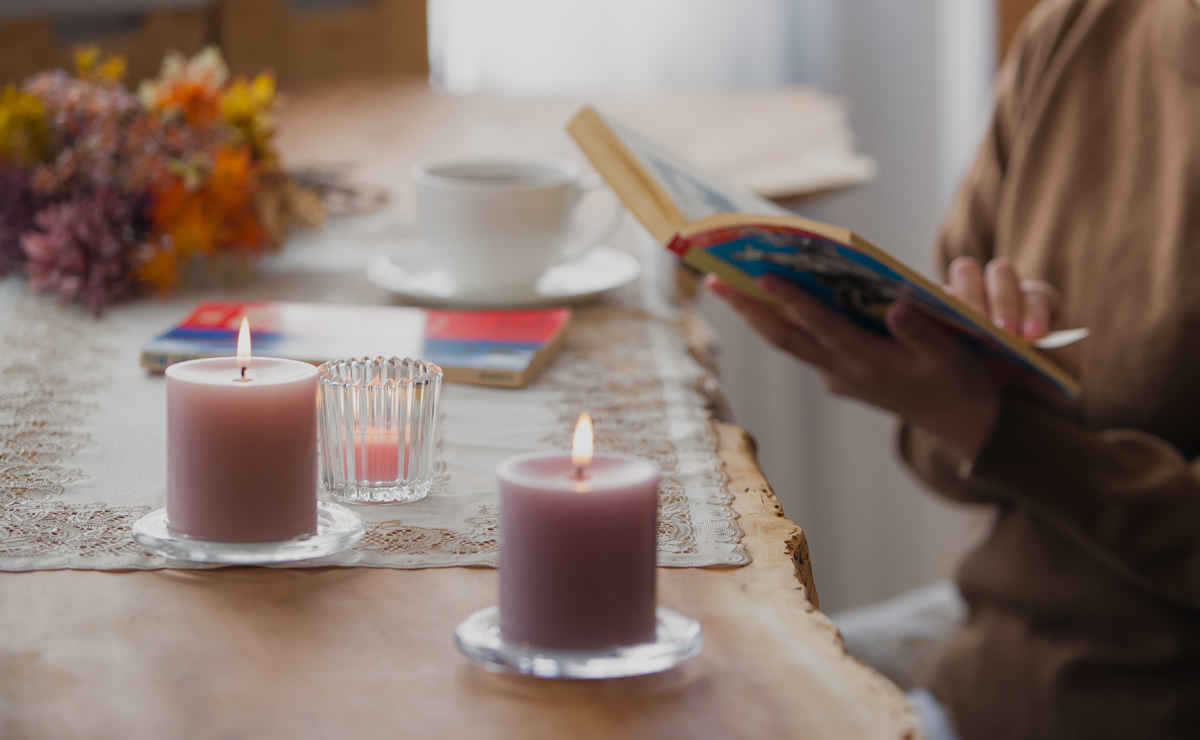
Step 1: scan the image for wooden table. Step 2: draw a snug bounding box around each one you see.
[0,426,918,739]
[0,82,917,739]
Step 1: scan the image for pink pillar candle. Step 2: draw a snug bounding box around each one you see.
[497,452,661,650]
[166,357,319,542]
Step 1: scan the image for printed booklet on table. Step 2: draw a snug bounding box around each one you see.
[141,301,571,389]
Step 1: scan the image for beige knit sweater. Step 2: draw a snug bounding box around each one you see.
[900,1,1200,738]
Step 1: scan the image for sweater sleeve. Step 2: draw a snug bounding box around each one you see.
[899,1,1076,503]
[898,423,1005,505]
[933,0,1078,275]
[963,395,1200,611]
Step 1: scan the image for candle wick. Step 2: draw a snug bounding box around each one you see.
[241,366,247,379]
[574,465,587,480]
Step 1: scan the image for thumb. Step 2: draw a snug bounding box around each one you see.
[886,300,955,359]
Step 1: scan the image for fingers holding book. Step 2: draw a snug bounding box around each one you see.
[703,273,835,369]
[947,256,1059,340]
[705,273,1002,460]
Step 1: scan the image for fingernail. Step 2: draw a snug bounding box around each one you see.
[891,301,914,328]
[994,318,1013,333]
[1023,318,1044,338]
[757,275,781,294]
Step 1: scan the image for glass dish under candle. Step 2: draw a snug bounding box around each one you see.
[318,357,442,504]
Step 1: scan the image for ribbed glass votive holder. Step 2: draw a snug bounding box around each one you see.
[317,357,442,504]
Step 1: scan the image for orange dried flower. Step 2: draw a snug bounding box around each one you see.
[134,242,180,295]
[157,80,221,128]
[150,146,265,259]
[139,47,227,128]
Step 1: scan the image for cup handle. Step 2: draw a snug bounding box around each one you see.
[561,173,625,261]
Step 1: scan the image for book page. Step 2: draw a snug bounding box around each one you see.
[597,111,791,222]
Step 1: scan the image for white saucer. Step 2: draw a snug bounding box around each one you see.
[366,246,641,308]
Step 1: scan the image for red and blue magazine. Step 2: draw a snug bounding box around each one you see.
[141,301,571,388]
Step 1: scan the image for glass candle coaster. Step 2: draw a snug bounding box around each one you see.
[132,501,365,565]
[454,606,703,679]
[317,357,442,504]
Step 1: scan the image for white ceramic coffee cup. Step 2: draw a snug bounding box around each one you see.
[411,158,614,291]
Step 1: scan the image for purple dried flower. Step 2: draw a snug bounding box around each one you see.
[26,69,135,124]
[21,188,142,313]
[24,70,174,198]
[0,168,37,274]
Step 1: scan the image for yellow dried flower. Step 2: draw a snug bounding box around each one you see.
[74,45,100,74]
[73,44,126,84]
[0,85,50,166]
[221,73,278,165]
[99,56,127,84]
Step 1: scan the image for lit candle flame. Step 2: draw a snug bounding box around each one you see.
[572,413,593,474]
[236,317,251,375]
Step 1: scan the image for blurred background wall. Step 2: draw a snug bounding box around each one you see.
[0,0,1040,612]
[0,0,429,88]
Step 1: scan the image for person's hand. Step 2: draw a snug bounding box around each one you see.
[946,256,1059,339]
[705,273,1000,461]
[945,255,1077,410]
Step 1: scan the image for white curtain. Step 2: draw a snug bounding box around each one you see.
[428,0,794,94]
[428,0,997,612]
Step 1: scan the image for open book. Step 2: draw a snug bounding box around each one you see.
[567,106,1081,399]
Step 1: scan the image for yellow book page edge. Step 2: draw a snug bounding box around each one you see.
[567,107,686,244]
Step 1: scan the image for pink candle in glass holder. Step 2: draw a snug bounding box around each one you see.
[498,414,661,650]
[348,429,402,481]
[166,318,318,542]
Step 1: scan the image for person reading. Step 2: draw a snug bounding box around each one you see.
[704,0,1200,738]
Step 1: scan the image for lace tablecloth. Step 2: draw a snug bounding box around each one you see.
[0,235,747,571]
